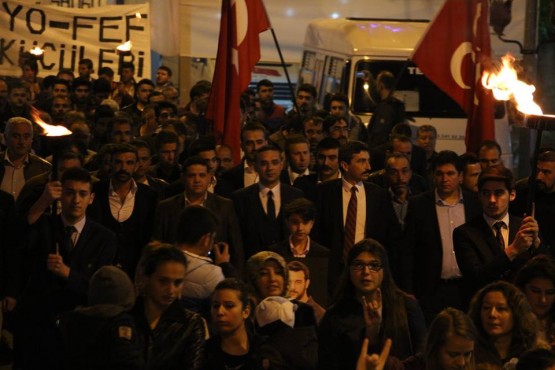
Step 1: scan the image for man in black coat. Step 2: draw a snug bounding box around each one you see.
[14,167,116,369]
[315,141,401,294]
[87,143,157,277]
[232,145,303,259]
[454,165,547,298]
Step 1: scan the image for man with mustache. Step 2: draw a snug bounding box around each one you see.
[404,151,481,323]
[293,137,341,203]
[511,149,555,252]
[315,141,401,295]
[88,143,157,277]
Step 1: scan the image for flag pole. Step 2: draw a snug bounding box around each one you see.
[262,2,300,114]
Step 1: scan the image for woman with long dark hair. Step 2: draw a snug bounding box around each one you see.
[318,239,427,370]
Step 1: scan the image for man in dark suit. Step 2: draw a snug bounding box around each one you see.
[232,144,303,258]
[293,137,341,203]
[216,122,268,198]
[14,167,116,369]
[280,135,312,185]
[131,139,168,200]
[315,141,401,294]
[454,165,545,299]
[153,156,244,270]
[269,198,329,307]
[87,143,157,277]
[404,150,481,323]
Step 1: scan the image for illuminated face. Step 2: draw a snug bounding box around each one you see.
[197,150,218,175]
[480,291,514,339]
[304,119,324,144]
[288,270,309,301]
[121,67,134,83]
[317,148,339,179]
[385,156,411,190]
[416,130,436,154]
[287,142,310,174]
[183,164,210,198]
[211,289,250,335]
[437,335,474,370]
[156,68,170,85]
[111,123,133,144]
[524,278,555,320]
[536,161,555,193]
[258,85,274,100]
[135,147,152,178]
[328,119,349,145]
[143,261,186,311]
[287,214,314,245]
[296,91,314,114]
[7,121,32,158]
[216,146,233,171]
[74,85,90,100]
[329,100,347,117]
[158,142,177,168]
[136,83,154,104]
[52,97,71,118]
[341,150,371,183]
[78,64,93,79]
[462,163,481,193]
[255,149,283,187]
[349,252,384,296]
[479,180,515,220]
[257,260,286,298]
[111,151,137,183]
[52,83,69,98]
[22,65,36,80]
[391,139,412,160]
[242,129,267,161]
[8,88,28,107]
[434,164,462,198]
[478,147,501,170]
[61,180,94,224]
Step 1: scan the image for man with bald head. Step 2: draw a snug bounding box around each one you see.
[1,117,51,200]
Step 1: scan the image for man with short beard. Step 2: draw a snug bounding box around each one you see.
[511,149,555,250]
[88,143,157,277]
[255,79,285,133]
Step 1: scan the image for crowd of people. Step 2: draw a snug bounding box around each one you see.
[0,55,554,370]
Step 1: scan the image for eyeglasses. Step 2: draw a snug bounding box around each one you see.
[350,261,383,272]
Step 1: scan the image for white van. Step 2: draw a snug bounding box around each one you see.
[299,18,511,159]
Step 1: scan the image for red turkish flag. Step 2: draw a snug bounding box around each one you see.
[411,0,495,153]
[206,0,270,161]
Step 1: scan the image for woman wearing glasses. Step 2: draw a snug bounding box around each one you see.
[318,239,427,370]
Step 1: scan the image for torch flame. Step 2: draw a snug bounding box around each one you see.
[29,46,44,56]
[136,12,141,19]
[482,54,543,115]
[117,41,132,52]
[31,108,72,137]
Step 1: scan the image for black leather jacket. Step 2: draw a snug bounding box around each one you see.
[132,298,207,370]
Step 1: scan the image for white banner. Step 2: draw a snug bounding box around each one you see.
[0,1,151,78]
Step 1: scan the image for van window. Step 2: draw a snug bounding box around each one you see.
[352,60,466,118]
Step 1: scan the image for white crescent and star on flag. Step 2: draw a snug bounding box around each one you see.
[232,0,248,75]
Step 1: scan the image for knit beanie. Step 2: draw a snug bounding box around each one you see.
[245,251,289,300]
[255,296,296,328]
[88,265,135,311]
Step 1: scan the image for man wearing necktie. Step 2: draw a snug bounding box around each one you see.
[14,167,116,369]
[454,165,547,301]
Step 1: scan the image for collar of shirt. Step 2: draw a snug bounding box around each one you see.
[62,215,86,234]
[289,167,310,184]
[434,188,464,206]
[184,191,208,206]
[317,171,341,184]
[108,178,138,197]
[483,212,510,231]
[259,182,280,196]
[3,151,29,167]
[183,249,213,263]
[138,177,150,186]
[289,236,311,257]
[388,187,410,204]
[342,178,363,194]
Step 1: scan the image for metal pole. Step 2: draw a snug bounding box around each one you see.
[268,27,300,115]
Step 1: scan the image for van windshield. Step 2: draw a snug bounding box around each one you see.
[352,60,467,118]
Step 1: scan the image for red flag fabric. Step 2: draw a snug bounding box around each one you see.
[411,0,494,153]
[206,0,270,162]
